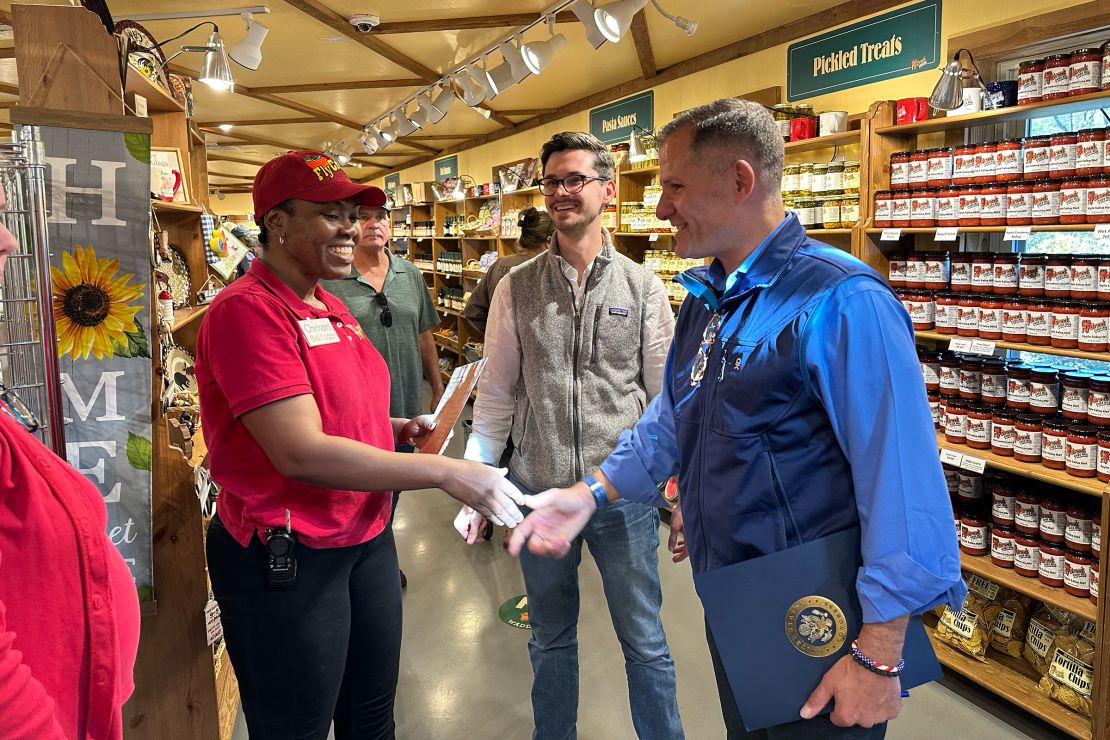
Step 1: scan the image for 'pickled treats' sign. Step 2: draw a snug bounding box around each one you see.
[435,154,458,183]
[384,172,400,198]
[590,91,653,146]
[787,0,941,101]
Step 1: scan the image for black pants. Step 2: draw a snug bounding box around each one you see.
[706,620,887,739]
[207,516,402,740]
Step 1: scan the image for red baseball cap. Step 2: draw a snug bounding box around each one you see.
[252,150,386,215]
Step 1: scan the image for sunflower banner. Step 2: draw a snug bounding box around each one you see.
[40,124,155,601]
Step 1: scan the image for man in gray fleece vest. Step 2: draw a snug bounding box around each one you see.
[460,132,681,739]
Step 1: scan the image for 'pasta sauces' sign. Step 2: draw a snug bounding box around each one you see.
[787,0,941,101]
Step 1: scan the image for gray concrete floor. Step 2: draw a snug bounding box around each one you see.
[234,401,1070,739]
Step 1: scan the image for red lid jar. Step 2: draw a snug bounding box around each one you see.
[1018,59,1045,104]
[1039,541,1066,587]
[959,356,983,399]
[1066,504,1094,552]
[891,190,912,227]
[1052,300,1081,349]
[1089,376,1110,426]
[1042,54,1072,100]
[936,186,960,226]
[1062,371,1092,420]
[1007,364,1033,410]
[944,399,969,443]
[996,139,1024,182]
[890,151,910,189]
[905,290,935,330]
[1064,549,1093,597]
[951,253,973,291]
[1005,182,1034,225]
[959,511,990,556]
[1058,177,1089,225]
[887,250,906,287]
[1069,48,1103,96]
[978,297,1003,339]
[991,525,1017,568]
[991,480,1016,526]
[966,405,993,449]
[1026,297,1054,345]
[980,358,1008,404]
[1002,297,1027,342]
[1079,302,1110,352]
[1020,254,1046,296]
[1097,259,1110,300]
[1042,417,1070,469]
[1032,180,1061,225]
[928,147,955,187]
[1045,256,1072,297]
[953,145,978,185]
[929,392,942,428]
[873,190,893,228]
[1076,128,1106,177]
[1091,553,1099,605]
[936,292,959,334]
[975,142,998,184]
[1066,423,1099,478]
[980,184,1008,225]
[925,252,950,290]
[1072,256,1099,298]
[1098,429,1110,481]
[939,353,962,396]
[1041,493,1069,541]
[1014,486,1041,533]
[1086,175,1110,222]
[971,255,995,294]
[904,252,926,288]
[1030,368,1061,414]
[958,185,982,227]
[957,294,980,336]
[908,150,930,189]
[909,189,936,227]
[1049,133,1078,179]
[992,410,1017,456]
[1014,532,1042,577]
[1013,415,1043,462]
[1023,137,1052,180]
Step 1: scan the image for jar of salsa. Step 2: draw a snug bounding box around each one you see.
[951,253,973,290]
[1072,256,1099,298]
[975,142,998,184]
[959,356,983,399]
[1066,504,1094,552]
[960,512,990,556]
[1006,182,1034,225]
[980,184,1007,225]
[1099,429,1110,481]
[1018,59,1045,104]
[1014,532,1042,577]
[1062,371,1092,420]
[936,186,960,226]
[966,405,993,449]
[992,480,1016,525]
[929,393,942,427]
[1052,300,1081,349]
[908,150,930,189]
[1094,519,1102,553]
[936,292,959,334]
[925,252,950,290]
[909,189,936,227]
[906,290,935,330]
[981,358,1008,404]
[1030,367,1061,414]
[944,399,969,443]
[1023,137,1052,180]
[891,190,912,227]
[991,525,1017,568]
[1042,54,1072,100]
[1069,48,1103,95]
[1015,487,1041,533]
[1026,298,1054,345]
[1041,493,1068,540]
[939,353,962,396]
[971,255,994,294]
[992,410,1018,456]
[978,297,1003,339]
[996,139,1024,181]
[890,151,910,189]
[1089,376,1110,426]
[1064,549,1093,597]
[1076,128,1106,176]
[1032,180,1061,225]
[1049,133,1078,179]
[1008,364,1033,409]
[1097,259,1110,300]
[958,295,980,337]
[904,252,926,288]
[1002,297,1027,342]
[1066,424,1099,477]
[1042,417,1070,468]
[1039,541,1066,587]
[1020,254,1046,296]
[1086,174,1110,222]
[1090,553,1099,605]
[928,148,955,187]
[1045,256,1072,297]
[887,251,906,287]
[953,145,978,185]
[1014,415,1044,462]
[958,185,982,226]
[873,190,893,228]
[1059,177,1088,224]
[1080,302,1110,352]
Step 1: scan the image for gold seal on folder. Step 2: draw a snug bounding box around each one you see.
[785,596,848,658]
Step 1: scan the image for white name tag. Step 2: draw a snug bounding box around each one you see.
[298,318,340,347]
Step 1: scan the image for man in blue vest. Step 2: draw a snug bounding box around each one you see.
[508,99,965,738]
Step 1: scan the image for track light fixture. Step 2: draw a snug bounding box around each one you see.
[522,18,567,75]
[141,21,235,91]
[228,12,268,70]
[569,0,607,49]
[594,0,647,43]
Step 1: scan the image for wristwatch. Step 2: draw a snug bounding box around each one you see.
[582,473,608,511]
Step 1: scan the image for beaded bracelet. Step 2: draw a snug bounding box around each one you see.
[849,640,904,678]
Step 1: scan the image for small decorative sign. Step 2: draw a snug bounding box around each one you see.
[935,227,959,241]
[880,228,902,241]
[1003,226,1032,242]
[589,91,654,146]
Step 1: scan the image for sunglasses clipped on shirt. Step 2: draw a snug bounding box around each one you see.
[375,291,392,328]
[0,383,40,433]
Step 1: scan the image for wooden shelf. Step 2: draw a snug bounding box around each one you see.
[935,433,1106,498]
[462,269,486,280]
[465,193,499,201]
[783,130,860,154]
[172,305,208,332]
[188,426,208,469]
[866,225,1099,235]
[438,305,464,317]
[434,335,460,353]
[924,624,1091,739]
[616,231,676,237]
[960,552,1097,622]
[915,329,1110,363]
[875,88,1110,137]
[501,185,540,195]
[807,228,854,235]
[669,298,684,308]
[461,236,499,241]
[619,164,660,176]
[436,236,461,240]
[125,64,184,112]
[152,200,204,214]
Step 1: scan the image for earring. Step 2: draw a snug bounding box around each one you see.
[279,234,286,245]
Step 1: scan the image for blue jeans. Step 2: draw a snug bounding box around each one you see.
[513,475,684,740]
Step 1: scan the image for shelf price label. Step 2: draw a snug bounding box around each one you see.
[880,228,902,242]
[1003,226,1032,242]
[939,449,964,467]
[649,233,660,242]
[969,340,997,356]
[1095,223,1110,238]
[959,454,987,474]
[948,338,974,353]
[934,227,959,242]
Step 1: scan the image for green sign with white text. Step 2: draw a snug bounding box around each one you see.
[590,91,653,146]
[384,172,400,197]
[787,0,941,101]
[499,595,531,630]
[435,155,458,183]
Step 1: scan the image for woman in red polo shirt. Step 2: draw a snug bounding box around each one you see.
[0,188,140,738]
[196,151,524,740]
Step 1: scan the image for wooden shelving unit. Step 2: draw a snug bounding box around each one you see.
[866,225,1100,236]
[959,551,1098,622]
[171,304,209,332]
[935,432,1105,498]
[783,130,860,154]
[915,330,1110,363]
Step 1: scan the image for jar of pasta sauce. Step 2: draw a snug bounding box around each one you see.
[981,358,1008,404]
[960,512,990,556]
[1052,300,1081,349]
[925,252,950,290]
[1002,297,1027,342]
[887,251,906,287]
[1008,364,1033,410]
[1080,302,1110,351]
[978,297,1003,339]
[928,147,954,187]
[1042,54,1072,100]
[1050,133,1078,179]
[936,292,959,334]
[966,405,993,449]
[1042,417,1070,469]
[908,150,930,189]
[944,399,969,443]
[1065,549,1093,597]
[971,254,995,294]
[990,479,1015,524]
[906,290,935,330]
[1066,504,1094,552]
[1076,128,1106,176]
[1015,486,1041,533]
[873,190,893,228]
[957,296,979,336]
[1041,493,1068,540]
[1020,254,1046,296]
[996,139,1024,181]
[953,145,978,185]
[1030,368,1061,414]
[1006,182,1034,225]
[1039,541,1066,587]
[1023,137,1052,180]
[909,189,936,227]
[1069,48,1103,95]
[1098,429,1110,481]
[1015,418,1044,463]
[1062,371,1092,420]
[1089,376,1110,426]
[891,189,912,227]
[991,525,1017,568]
[1045,255,1072,297]
[1032,180,1061,225]
[980,183,1008,225]
[1072,256,1099,298]
[1059,177,1088,225]
[1026,297,1054,345]
[1067,424,1099,478]
[975,142,998,184]
[992,410,1018,456]
[958,185,982,226]
[1097,259,1110,300]
[939,352,962,396]
[1014,532,1042,577]
[960,356,983,399]
[1018,59,1045,104]
[890,151,910,189]
[935,186,960,226]
[1086,174,1110,222]
[951,253,973,291]
[904,252,926,288]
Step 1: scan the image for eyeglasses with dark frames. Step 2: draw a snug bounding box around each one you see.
[0,383,40,433]
[535,175,608,196]
[375,291,392,328]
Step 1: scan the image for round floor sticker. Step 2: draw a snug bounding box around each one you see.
[499,595,531,629]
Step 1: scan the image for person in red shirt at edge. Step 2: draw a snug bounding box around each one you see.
[0,191,141,736]
[195,150,526,740]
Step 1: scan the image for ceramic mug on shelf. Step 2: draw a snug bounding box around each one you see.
[156,166,183,201]
[818,111,848,135]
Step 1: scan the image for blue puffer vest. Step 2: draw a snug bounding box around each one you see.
[672,215,896,574]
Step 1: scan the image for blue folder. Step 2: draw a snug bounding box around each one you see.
[693,526,942,731]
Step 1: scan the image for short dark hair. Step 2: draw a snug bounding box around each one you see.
[657,98,784,192]
[539,131,615,180]
[517,206,554,251]
[257,199,295,248]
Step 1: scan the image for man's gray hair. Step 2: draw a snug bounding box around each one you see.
[657,98,784,192]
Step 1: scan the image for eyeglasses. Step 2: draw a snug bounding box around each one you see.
[375,291,392,328]
[535,175,608,196]
[0,383,40,433]
[689,312,723,387]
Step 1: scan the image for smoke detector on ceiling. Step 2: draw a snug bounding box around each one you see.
[349,14,380,33]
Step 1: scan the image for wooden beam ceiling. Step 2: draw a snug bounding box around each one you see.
[246,79,424,94]
[207,153,269,167]
[195,117,316,127]
[208,173,256,181]
[404,134,483,141]
[501,108,559,117]
[0,82,17,96]
[373,11,576,34]
[629,11,657,79]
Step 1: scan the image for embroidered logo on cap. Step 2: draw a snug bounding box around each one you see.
[304,153,342,181]
[609,307,629,316]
